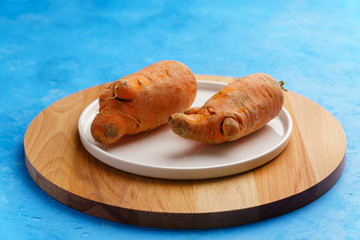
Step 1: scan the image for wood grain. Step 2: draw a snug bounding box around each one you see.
[24,75,346,229]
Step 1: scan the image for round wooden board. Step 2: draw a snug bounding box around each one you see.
[24,75,346,229]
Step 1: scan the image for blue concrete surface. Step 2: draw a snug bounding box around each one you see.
[1,0,359,239]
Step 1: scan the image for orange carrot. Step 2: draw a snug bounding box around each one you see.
[168,73,284,144]
[91,60,197,144]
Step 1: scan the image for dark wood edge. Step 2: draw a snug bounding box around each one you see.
[24,151,345,229]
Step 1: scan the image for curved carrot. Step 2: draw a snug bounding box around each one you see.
[91,60,197,144]
[168,73,284,144]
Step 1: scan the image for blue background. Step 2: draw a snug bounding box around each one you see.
[1,0,359,239]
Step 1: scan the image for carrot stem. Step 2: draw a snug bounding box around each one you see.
[279,81,287,91]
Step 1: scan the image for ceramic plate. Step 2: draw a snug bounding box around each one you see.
[78,81,292,180]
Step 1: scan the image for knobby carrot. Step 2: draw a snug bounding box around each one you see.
[168,73,284,144]
[91,60,197,144]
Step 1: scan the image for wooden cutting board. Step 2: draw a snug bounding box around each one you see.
[24,75,346,229]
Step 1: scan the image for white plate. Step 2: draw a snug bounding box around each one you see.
[78,81,292,180]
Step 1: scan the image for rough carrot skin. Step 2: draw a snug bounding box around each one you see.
[91,60,197,144]
[168,73,284,144]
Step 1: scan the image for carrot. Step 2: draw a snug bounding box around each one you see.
[91,60,197,144]
[168,73,284,144]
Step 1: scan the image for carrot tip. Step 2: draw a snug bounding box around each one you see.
[103,123,119,138]
[221,117,241,140]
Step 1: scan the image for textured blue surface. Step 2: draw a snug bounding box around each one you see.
[1,0,360,239]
